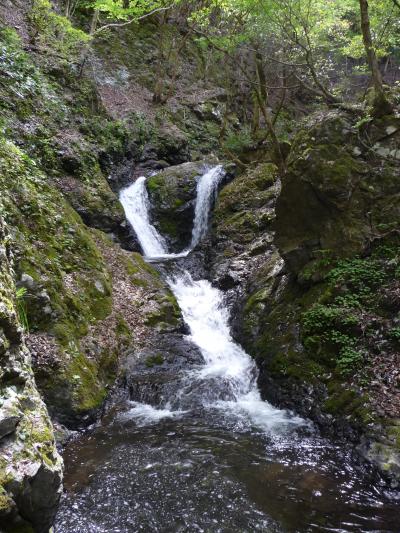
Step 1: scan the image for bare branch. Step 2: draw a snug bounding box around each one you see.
[93,5,173,35]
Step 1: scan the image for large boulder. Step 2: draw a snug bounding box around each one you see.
[210,163,279,291]
[146,160,220,251]
[275,110,400,278]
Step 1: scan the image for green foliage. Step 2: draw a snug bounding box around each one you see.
[29,0,90,59]
[302,304,357,336]
[337,346,364,375]
[223,126,254,154]
[328,257,388,299]
[89,0,174,33]
[145,353,164,367]
[16,287,29,333]
[130,112,155,147]
[389,327,400,341]
[91,0,158,20]
[301,303,364,375]
[79,116,131,157]
[0,28,43,113]
[190,0,399,110]
[354,114,373,129]
[301,245,400,377]
[300,249,333,281]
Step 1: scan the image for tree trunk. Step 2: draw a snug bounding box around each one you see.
[255,49,267,107]
[359,0,392,116]
[89,9,99,35]
[78,9,98,77]
[251,92,260,134]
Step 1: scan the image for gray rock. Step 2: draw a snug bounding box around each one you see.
[0,411,21,439]
[20,273,35,289]
[0,217,63,532]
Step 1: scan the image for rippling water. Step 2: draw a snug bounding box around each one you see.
[55,407,399,532]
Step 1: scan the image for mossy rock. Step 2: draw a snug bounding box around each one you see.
[0,137,122,426]
[213,163,278,247]
[276,111,400,274]
[147,161,216,250]
[0,217,62,532]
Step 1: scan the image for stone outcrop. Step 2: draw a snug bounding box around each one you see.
[0,217,63,532]
[147,161,219,250]
[276,110,400,278]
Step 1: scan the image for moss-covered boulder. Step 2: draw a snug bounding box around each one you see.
[147,161,218,250]
[211,163,279,289]
[0,216,63,532]
[276,110,400,278]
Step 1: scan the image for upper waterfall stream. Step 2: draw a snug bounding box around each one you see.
[55,166,400,533]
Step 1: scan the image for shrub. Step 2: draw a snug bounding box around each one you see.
[29,0,90,61]
[224,126,254,154]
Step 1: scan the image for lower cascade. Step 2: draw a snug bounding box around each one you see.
[55,166,400,532]
[120,165,302,430]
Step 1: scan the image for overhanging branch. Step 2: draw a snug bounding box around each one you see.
[93,5,173,35]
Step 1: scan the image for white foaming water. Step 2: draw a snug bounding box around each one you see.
[119,176,167,258]
[120,165,225,260]
[120,166,303,432]
[190,165,225,248]
[169,272,303,431]
[168,273,254,384]
[120,402,186,426]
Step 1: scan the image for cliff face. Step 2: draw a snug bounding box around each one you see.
[0,217,63,531]
[212,109,400,486]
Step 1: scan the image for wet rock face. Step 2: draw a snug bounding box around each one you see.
[122,333,204,409]
[210,162,280,307]
[0,217,63,532]
[146,161,217,251]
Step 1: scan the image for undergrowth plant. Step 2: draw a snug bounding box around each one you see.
[16,287,29,333]
[301,247,398,376]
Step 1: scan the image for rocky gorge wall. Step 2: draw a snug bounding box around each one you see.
[211,109,400,486]
[0,216,63,531]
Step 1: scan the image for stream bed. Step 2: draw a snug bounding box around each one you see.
[55,404,400,532]
[55,166,400,532]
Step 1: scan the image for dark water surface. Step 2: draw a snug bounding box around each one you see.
[55,405,399,533]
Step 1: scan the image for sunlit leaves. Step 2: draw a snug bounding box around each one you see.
[90,0,175,21]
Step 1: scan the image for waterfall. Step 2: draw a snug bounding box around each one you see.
[190,165,225,248]
[119,176,168,258]
[120,165,225,260]
[168,272,302,430]
[119,166,302,432]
